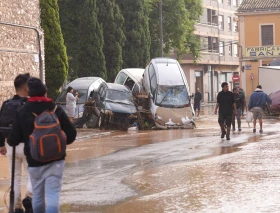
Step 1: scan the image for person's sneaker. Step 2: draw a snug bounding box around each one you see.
[259,129,263,134]
[226,135,230,140]
[22,196,33,213]
[253,129,256,133]
[15,209,24,213]
[238,128,241,132]
[221,131,226,139]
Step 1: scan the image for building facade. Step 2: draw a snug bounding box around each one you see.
[176,0,242,102]
[0,0,43,105]
[237,0,280,97]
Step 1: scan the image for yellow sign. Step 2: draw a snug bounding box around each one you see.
[245,46,280,57]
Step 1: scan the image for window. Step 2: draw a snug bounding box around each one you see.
[229,44,232,56]
[234,20,238,32]
[115,72,128,85]
[261,25,274,46]
[219,15,224,30]
[233,0,238,6]
[233,44,238,57]
[148,64,157,96]
[228,0,231,5]
[219,41,224,56]
[228,17,232,31]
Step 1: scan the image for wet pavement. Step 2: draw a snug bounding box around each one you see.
[1,106,280,213]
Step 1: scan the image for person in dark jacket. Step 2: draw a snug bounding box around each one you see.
[8,77,77,213]
[248,85,272,133]
[232,88,244,131]
[194,88,202,117]
[0,73,33,213]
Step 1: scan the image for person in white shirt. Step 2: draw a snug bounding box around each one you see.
[66,86,79,122]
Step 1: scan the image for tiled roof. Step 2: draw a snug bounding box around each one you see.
[238,0,280,12]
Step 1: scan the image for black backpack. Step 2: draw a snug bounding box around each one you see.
[0,98,25,137]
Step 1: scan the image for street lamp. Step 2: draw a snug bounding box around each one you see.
[159,0,163,57]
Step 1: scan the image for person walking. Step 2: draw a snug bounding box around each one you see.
[239,88,246,115]
[0,73,33,213]
[8,77,77,213]
[194,88,202,117]
[248,85,272,133]
[232,88,244,131]
[66,86,79,122]
[214,82,237,140]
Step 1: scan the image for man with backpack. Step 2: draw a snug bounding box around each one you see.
[8,77,77,213]
[0,73,33,213]
[232,88,244,131]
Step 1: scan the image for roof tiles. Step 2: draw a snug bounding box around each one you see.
[238,0,280,12]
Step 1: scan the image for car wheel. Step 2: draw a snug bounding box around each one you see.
[86,114,98,128]
[98,113,104,129]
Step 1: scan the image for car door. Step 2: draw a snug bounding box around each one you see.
[95,83,106,115]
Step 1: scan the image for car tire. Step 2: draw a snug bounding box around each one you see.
[86,114,98,128]
[98,113,104,129]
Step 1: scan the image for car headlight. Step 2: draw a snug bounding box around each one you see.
[105,110,113,115]
[74,112,84,119]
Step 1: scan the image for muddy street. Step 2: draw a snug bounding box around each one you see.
[1,107,280,213]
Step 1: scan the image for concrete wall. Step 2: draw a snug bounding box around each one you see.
[0,0,42,105]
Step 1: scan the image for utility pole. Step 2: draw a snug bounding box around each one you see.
[159,0,163,57]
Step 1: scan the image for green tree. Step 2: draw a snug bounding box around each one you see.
[116,0,151,68]
[58,0,80,81]
[97,0,125,82]
[148,0,202,60]
[40,0,68,99]
[78,0,107,79]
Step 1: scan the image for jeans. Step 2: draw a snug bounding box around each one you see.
[28,160,65,213]
[6,143,32,209]
[232,108,241,130]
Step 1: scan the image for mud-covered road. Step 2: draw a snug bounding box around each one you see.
[1,108,280,213]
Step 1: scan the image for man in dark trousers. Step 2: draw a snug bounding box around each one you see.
[214,82,237,140]
[194,88,202,117]
[8,77,77,213]
[232,88,244,131]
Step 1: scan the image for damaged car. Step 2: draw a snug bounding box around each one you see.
[267,89,280,114]
[143,58,195,129]
[94,83,137,130]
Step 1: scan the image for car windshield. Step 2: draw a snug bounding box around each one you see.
[155,85,189,107]
[105,89,134,105]
[56,89,88,104]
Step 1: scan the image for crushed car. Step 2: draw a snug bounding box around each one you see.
[142,58,195,129]
[89,82,138,130]
[55,77,105,128]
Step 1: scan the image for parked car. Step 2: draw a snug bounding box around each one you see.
[55,77,105,127]
[142,57,195,129]
[267,90,280,114]
[93,82,137,130]
[114,68,145,96]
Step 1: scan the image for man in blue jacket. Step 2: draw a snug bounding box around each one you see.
[248,85,272,133]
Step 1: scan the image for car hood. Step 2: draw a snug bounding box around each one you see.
[155,106,193,125]
[105,101,137,114]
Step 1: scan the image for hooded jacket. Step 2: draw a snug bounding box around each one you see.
[8,98,77,167]
[248,88,272,110]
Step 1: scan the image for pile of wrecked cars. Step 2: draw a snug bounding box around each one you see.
[55,57,195,131]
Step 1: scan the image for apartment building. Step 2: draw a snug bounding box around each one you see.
[237,0,280,97]
[179,0,242,102]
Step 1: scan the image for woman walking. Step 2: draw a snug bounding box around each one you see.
[66,86,79,122]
